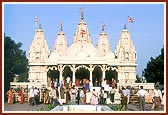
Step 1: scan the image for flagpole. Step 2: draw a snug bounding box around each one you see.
[128,20,129,31]
[128,16,130,31]
[35,22,37,30]
[128,21,130,32]
[35,16,38,30]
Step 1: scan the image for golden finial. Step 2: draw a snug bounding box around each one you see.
[124,24,126,29]
[39,24,42,29]
[60,21,63,31]
[101,22,105,31]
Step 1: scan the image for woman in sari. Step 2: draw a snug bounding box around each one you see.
[90,89,98,105]
[18,89,24,103]
[6,88,14,105]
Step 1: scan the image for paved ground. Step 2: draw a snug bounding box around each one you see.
[3,102,163,112]
[3,102,48,111]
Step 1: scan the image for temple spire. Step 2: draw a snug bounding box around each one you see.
[80,7,84,20]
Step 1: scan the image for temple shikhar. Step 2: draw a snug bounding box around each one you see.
[28,8,137,88]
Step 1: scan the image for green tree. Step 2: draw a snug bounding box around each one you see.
[4,34,28,98]
[142,47,164,84]
[135,75,141,83]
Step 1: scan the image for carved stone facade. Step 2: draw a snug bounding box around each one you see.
[28,11,137,88]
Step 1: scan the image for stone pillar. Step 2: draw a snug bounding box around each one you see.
[89,65,93,85]
[102,71,105,80]
[59,70,62,84]
[72,71,75,85]
[117,72,121,83]
[58,65,63,84]
[72,65,76,85]
[90,71,92,84]
[102,65,106,81]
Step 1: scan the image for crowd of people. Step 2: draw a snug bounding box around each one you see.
[136,85,164,111]
[6,87,25,105]
[32,77,118,106]
[5,77,164,111]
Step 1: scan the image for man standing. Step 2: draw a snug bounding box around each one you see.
[70,85,77,104]
[152,85,162,111]
[50,86,59,105]
[110,86,116,104]
[120,87,128,110]
[34,87,39,105]
[126,86,131,104]
[136,86,148,111]
[29,86,37,106]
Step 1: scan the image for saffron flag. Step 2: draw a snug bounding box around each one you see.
[128,16,134,23]
[60,21,63,27]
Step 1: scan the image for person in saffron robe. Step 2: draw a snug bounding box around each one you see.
[90,89,98,105]
[6,88,14,105]
[18,88,24,103]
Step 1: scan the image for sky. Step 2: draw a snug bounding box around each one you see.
[3,2,165,77]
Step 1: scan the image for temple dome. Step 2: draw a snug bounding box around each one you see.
[48,51,60,61]
[65,42,100,58]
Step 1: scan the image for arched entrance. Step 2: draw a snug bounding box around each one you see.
[47,67,60,87]
[92,66,102,86]
[105,69,118,86]
[75,68,89,86]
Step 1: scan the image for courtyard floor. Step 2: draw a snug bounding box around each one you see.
[3,102,164,112]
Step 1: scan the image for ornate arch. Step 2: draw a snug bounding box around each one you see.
[76,65,89,71]
[92,65,104,71]
[47,66,58,71]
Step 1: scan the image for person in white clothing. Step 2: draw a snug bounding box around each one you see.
[101,78,106,88]
[126,86,131,104]
[50,87,60,105]
[29,86,37,106]
[136,86,148,111]
[104,82,109,98]
[152,85,162,111]
[66,76,70,84]
[70,85,77,104]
